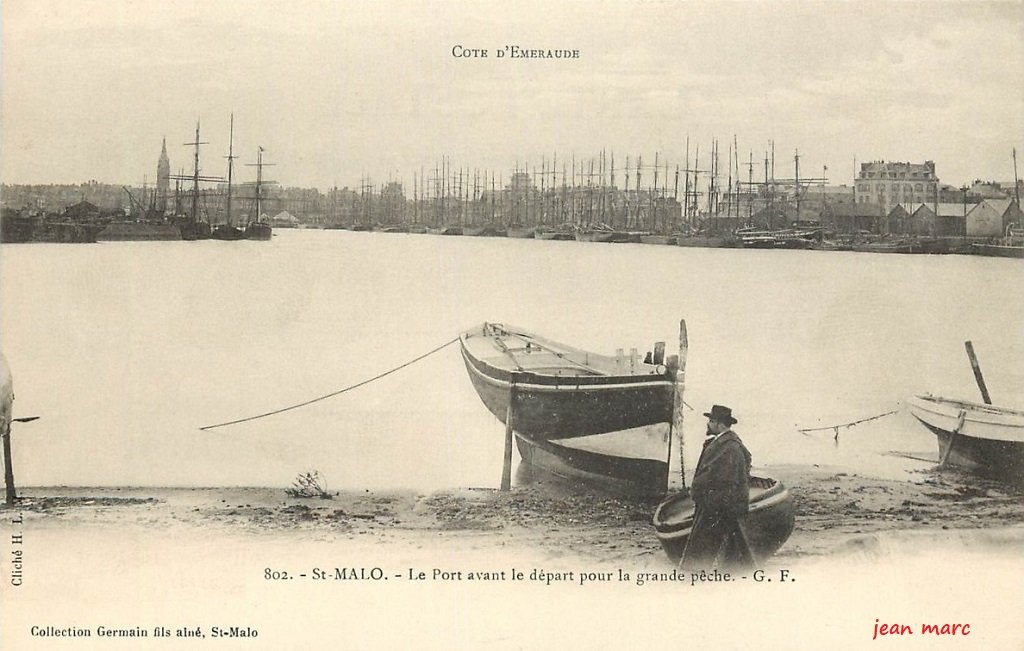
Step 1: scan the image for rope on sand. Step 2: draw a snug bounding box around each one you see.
[797,406,901,441]
[199,337,460,431]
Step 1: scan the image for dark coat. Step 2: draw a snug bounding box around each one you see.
[680,430,755,570]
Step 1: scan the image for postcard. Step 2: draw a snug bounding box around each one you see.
[2,1,1023,648]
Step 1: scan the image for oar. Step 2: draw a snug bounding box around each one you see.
[13,416,40,423]
[942,341,991,468]
[964,341,992,404]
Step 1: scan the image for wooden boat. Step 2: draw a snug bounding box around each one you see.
[211,223,246,240]
[906,394,1024,477]
[639,233,678,246]
[459,323,676,494]
[506,226,536,239]
[652,476,796,565]
[972,243,1024,258]
[535,227,575,241]
[575,227,617,243]
[676,234,734,248]
[849,239,916,254]
[244,220,272,240]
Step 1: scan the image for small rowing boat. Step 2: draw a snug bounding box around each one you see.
[652,476,796,565]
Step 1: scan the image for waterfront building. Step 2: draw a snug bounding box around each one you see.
[821,201,885,234]
[966,198,1024,237]
[908,203,970,236]
[855,161,939,214]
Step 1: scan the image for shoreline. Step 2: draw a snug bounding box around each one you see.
[5,463,1023,566]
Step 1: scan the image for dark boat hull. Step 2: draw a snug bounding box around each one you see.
[514,431,669,495]
[535,230,575,241]
[245,222,273,240]
[97,222,181,241]
[653,477,796,564]
[460,346,673,440]
[211,224,246,240]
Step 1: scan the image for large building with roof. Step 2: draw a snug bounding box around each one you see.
[855,161,939,214]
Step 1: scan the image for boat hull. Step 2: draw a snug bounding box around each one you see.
[535,230,575,241]
[460,323,675,493]
[972,243,1024,258]
[98,222,182,241]
[515,430,669,495]
[460,345,673,439]
[907,395,1024,477]
[653,477,796,564]
[245,222,273,240]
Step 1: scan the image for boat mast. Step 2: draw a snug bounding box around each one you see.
[225,113,235,227]
[1014,147,1021,208]
[186,120,208,224]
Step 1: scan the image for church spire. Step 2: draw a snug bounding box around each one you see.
[156,136,171,213]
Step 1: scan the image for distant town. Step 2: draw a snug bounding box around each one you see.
[2,139,1022,253]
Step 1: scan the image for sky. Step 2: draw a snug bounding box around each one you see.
[2,0,1022,191]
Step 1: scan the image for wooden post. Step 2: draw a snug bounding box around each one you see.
[1,354,15,505]
[940,409,967,467]
[2,420,15,505]
[501,375,518,491]
[666,320,688,491]
[964,341,992,404]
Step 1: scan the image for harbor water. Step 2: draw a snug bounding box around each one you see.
[2,230,1022,489]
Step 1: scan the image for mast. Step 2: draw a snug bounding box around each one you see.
[225,113,236,227]
[1014,147,1021,208]
[186,119,208,224]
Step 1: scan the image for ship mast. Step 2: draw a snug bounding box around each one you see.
[186,120,208,224]
[225,113,236,227]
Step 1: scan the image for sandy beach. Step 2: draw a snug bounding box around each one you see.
[4,462,1024,649]
[7,462,1024,565]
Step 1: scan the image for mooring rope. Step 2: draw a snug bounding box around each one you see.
[797,406,901,440]
[199,337,460,431]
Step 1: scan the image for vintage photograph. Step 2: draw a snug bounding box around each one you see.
[2,1,1023,648]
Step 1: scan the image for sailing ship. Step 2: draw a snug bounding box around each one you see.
[210,114,245,240]
[243,146,273,240]
[172,120,219,240]
[459,322,677,494]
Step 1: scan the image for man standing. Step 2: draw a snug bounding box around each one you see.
[680,404,755,571]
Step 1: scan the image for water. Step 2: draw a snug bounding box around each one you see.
[2,230,1022,488]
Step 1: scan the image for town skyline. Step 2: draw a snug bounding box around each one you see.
[2,1,1022,190]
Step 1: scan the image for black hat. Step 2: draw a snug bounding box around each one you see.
[703,405,737,425]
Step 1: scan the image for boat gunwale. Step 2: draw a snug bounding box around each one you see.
[459,326,672,387]
[652,479,791,537]
[909,395,1024,422]
[461,344,674,391]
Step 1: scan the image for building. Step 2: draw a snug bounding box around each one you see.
[156,138,170,212]
[821,201,885,234]
[967,199,1024,237]
[855,161,938,214]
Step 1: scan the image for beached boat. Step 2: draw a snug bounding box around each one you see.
[459,322,676,494]
[652,476,796,564]
[972,243,1024,258]
[535,227,575,241]
[906,394,1024,477]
